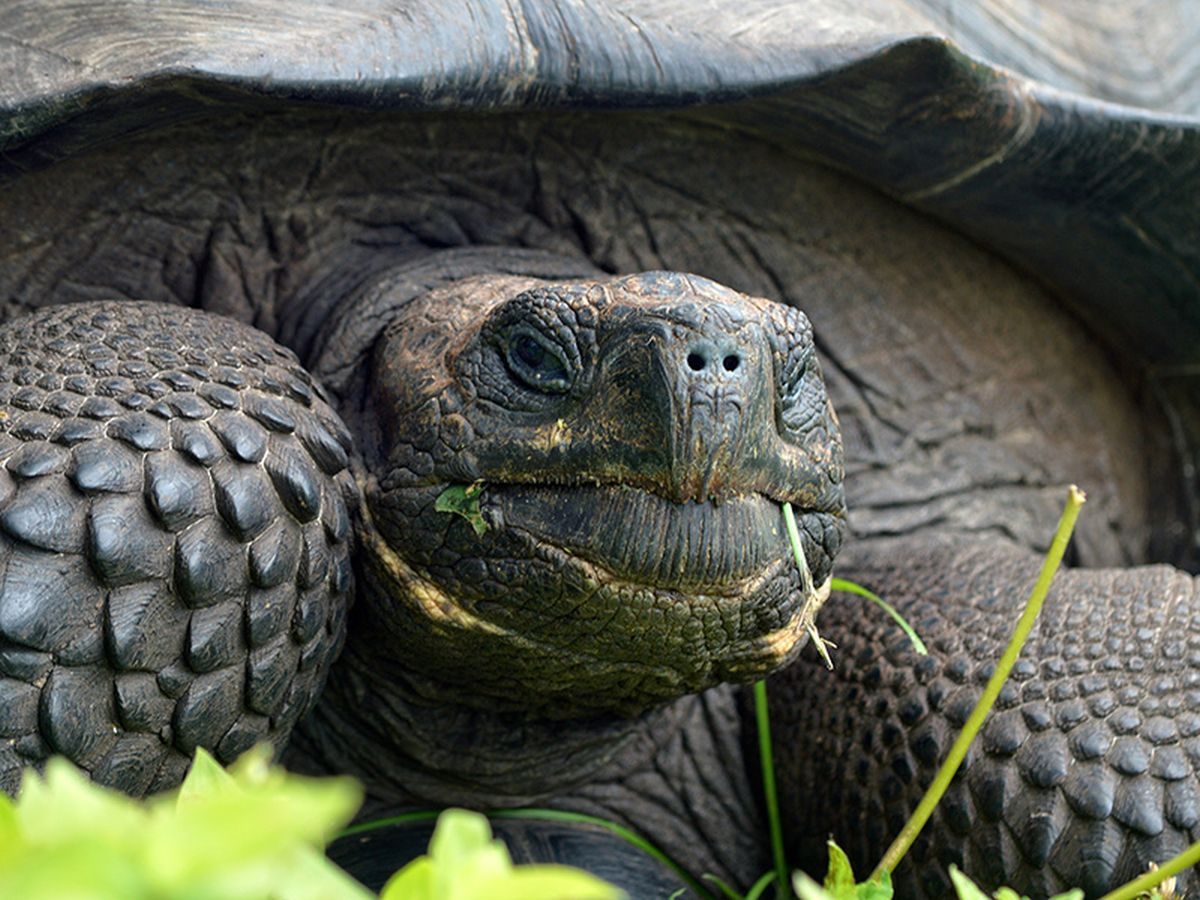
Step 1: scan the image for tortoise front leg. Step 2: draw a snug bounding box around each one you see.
[0,302,356,795]
[765,536,1199,898]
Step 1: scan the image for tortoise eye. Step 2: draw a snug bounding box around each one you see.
[505,328,571,393]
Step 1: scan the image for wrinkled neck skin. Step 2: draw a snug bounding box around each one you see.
[287,616,693,810]
[285,620,769,885]
[285,574,769,886]
[289,514,756,812]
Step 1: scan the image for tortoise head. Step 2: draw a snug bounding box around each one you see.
[349,270,845,716]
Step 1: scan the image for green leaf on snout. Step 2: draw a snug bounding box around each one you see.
[435,482,489,535]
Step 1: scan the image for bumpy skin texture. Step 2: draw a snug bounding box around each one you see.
[771,539,1200,897]
[0,302,355,794]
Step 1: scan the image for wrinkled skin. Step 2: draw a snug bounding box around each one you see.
[0,107,1196,896]
[346,270,843,715]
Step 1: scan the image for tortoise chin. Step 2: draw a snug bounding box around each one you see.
[361,478,841,715]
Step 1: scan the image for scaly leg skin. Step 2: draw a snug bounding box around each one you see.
[0,302,356,795]
[767,536,1200,898]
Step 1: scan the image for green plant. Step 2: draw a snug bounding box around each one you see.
[787,486,1198,900]
[869,486,1087,882]
[381,809,620,899]
[0,745,367,899]
[0,748,628,900]
[790,849,1085,900]
[435,482,489,535]
[788,487,1088,900]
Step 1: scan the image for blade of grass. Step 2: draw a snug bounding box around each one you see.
[781,502,815,596]
[744,870,781,900]
[1099,846,1200,900]
[754,679,791,899]
[869,485,1086,881]
[830,578,927,656]
[782,502,834,668]
[339,809,443,838]
[703,872,752,899]
[491,808,713,900]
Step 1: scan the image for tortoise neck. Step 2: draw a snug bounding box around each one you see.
[286,629,689,809]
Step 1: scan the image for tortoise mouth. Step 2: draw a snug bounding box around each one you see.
[489,483,826,593]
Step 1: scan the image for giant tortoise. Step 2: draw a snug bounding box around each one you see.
[1,2,1199,897]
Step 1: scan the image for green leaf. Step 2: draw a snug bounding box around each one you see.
[0,839,148,899]
[381,809,622,900]
[947,867,1082,900]
[177,745,237,803]
[857,872,893,900]
[0,747,369,900]
[382,857,436,900]
[948,867,993,900]
[16,758,146,848]
[792,843,892,900]
[435,483,489,535]
[794,870,836,900]
[146,749,363,892]
[177,842,371,900]
[824,841,858,894]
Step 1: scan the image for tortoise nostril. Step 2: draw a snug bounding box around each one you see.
[687,352,706,371]
[722,353,740,372]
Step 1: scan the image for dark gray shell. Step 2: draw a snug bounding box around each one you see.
[0,1,1198,368]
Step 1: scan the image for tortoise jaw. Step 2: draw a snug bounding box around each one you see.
[362,469,844,714]
[488,482,837,595]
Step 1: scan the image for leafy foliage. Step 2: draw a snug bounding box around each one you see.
[946,866,1082,900]
[791,842,891,900]
[0,748,625,900]
[0,746,367,899]
[381,809,621,900]
[789,842,1085,900]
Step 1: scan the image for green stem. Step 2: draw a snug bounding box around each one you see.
[744,870,781,900]
[755,680,791,899]
[830,578,927,656]
[338,809,442,838]
[1099,843,1200,900]
[869,485,1086,882]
